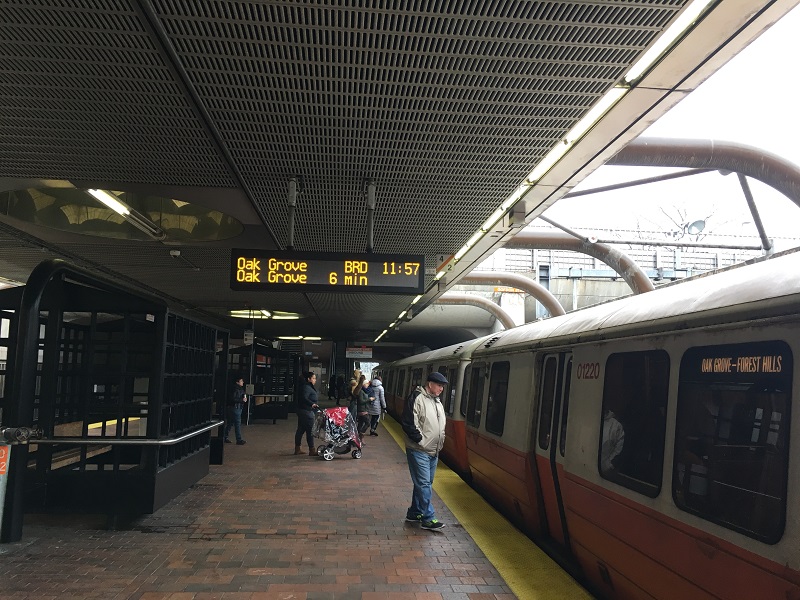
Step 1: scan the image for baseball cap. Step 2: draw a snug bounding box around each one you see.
[426,372,449,385]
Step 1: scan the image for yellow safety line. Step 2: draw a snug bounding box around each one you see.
[383,416,593,600]
[87,417,141,430]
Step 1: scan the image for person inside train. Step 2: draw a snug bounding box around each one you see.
[224,377,248,445]
[600,406,625,473]
[401,371,448,531]
[294,371,320,456]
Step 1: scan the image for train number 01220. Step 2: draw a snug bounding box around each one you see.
[576,362,600,379]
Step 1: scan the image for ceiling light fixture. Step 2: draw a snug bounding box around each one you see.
[374,330,387,342]
[229,309,302,320]
[624,0,716,84]
[527,86,628,184]
[87,188,166,241]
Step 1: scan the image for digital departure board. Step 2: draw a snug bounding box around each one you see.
[230,249,425,293]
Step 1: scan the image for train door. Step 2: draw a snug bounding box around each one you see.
[533,352,573,550]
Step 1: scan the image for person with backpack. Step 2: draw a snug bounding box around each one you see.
[400,372,448,531]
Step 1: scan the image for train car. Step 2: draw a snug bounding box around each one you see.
[396,249,800,599]
[378,337,489,478]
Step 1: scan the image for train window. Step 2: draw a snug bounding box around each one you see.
[460,365,470,418]
[398,369,406,398]
[466,364,486,427]
[386,370,394,397]
[673,341,792,544]
[599,350,669,498]
[411,368,423,394]
[486,362,510,436]
[559,357,573,457]
[446,367,457,415]
[538,355,558,450]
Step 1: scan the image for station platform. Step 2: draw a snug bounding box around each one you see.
[0,401,593,600]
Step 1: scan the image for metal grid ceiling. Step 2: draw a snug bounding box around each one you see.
[0,0,696,341]
[152,0,681,254]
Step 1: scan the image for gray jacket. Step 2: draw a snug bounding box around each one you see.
[400,385,446,456]
[368,379,386,415]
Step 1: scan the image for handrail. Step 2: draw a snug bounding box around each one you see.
[32,420,224,447]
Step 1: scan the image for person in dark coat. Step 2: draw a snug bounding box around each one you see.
[224,377,248,445]
[294,371,320,456]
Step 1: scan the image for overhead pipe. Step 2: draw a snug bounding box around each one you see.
[608,138,800,207]
[506,230,655,294]
[737,174,773,254]
[436,293,517,330]
[460,272,566,317]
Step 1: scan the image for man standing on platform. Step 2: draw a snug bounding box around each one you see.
[224,377,248,445]
[401,372,448,530]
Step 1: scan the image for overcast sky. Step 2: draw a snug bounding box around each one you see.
[542,4,800,251]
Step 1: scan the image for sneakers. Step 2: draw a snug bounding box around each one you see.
[224,438,232,444]
[421,519,445,530]
[405,514,422,523]
[369,431,378,436]
[236,440,246,445]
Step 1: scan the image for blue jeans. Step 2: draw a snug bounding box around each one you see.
[225,404,244,442]
[406,448,438,521]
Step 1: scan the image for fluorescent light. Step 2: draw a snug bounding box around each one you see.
[480,206,507,232]
[434,269,448,280]
[453,244,470,262]
[624,0,715,84]
[411,295,423,305]
[304,336,322,341]
[564,87,627,145]
[87,188,166,240]
[388,321,396,328]
[397,310,407,319]
[500,184,531,210]
[374,330,387,342]
[527,86,627,183]
[278,336,303,340]
[88,189,129,215]
[260,310,272,318]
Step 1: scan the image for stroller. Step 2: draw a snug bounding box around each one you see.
[312,406,363,460]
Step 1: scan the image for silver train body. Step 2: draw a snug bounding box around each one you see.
[378,249,800,599]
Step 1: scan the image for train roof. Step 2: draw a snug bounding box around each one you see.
[387,335,491,369]
[473,248,800,355]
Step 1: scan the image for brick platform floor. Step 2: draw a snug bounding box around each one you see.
[0,409,516,600]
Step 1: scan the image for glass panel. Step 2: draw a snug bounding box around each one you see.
[446,367,457,415]
[673,340,791,544]
[460,365,470,418]
[466,365,486,427]
[538,355,558,450]
[600,350,669,497]
[486,362,510,435]
[559,357,573,457]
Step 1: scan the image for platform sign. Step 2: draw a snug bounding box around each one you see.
[346,347,373,359]
[230,250,424,294]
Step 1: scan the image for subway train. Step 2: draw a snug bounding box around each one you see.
[377,249,800,599]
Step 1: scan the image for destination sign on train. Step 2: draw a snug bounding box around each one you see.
[230,249,425,293]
